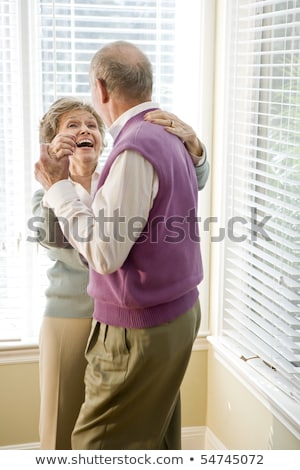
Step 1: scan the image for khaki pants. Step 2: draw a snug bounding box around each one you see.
[39,316,92,450]
[72,300,201,450]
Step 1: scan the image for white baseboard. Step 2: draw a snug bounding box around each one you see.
[205,427,227,450]
[181,426,226,450]
[0,427,225,450]
[181,426,205,449]
[0,442,40,450]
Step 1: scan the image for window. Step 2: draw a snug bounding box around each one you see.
[213,0,300,432]
[0,0,205,344]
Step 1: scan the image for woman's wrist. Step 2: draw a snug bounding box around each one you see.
[184,136,204,166]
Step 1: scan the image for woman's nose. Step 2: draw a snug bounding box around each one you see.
[80,125,90,133]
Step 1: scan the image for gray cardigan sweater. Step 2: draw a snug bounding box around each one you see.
[32,189,94,318]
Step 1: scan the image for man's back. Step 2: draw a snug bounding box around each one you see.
[89,108,203,328]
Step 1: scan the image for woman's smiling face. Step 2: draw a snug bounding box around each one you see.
[58,109,103,167]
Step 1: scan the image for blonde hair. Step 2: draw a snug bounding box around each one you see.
[39,96,106,146]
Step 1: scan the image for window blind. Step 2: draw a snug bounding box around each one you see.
[221,0,300,410]
[0,0,27,341]
[36,0,177,113]
[35,0,177,160]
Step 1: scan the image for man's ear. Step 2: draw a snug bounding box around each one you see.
[97,78,109,103]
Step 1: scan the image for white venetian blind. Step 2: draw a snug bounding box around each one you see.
[34,0,177,160]
[221,0,300,408]
[35,0,177,113]
[0,0,27,341]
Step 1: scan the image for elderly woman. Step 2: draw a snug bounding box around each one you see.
[32,96,209,449]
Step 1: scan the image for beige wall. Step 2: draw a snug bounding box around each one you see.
[181,349,207,427]
[0,362,39,446]
[0,349,206,448]
[206,349,300,450]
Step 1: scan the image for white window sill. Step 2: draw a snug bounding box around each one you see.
[0,340,39,364]
[208,336,300,441]
[0,333,210,365]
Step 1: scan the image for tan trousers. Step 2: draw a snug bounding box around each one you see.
[39,316,92,450]
[72,300,201,450]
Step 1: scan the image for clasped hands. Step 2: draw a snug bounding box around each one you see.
[34,134,76,191]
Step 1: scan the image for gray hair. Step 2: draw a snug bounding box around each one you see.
[39,96,106,145]
[90,41,153,102]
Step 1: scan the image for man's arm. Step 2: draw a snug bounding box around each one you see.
[40,149,156,275]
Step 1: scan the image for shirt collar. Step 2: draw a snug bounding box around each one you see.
[109,102,160,141]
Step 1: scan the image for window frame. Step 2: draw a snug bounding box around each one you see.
[210,0,300,439]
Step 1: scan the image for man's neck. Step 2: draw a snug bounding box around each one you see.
[106,96,151,126]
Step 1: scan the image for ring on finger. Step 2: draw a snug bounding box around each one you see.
[170,120,175,128]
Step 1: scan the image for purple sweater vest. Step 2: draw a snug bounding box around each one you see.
[88,110,203,328]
